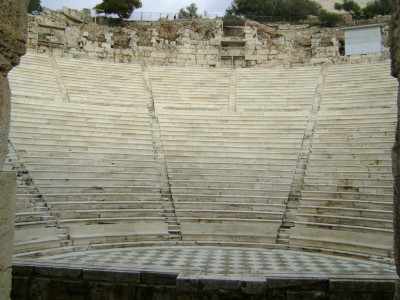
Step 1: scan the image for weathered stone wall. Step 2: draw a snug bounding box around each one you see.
[12,263,396,300]
[0,172,16,300]
[390,0,400,282]
[0,0,28,299]
[28,9,390,68]
[0,0,28,168]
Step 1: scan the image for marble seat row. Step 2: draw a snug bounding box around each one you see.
[55,57,147,107]
[157,109,308,244]
[291,107,396,257]
[321,61,398,110]
[148,65,230,111]
[8,98,169,252]
[235,66,320,111]
[8,53,62,101]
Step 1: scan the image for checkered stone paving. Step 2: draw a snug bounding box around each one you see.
[18,246,396,276]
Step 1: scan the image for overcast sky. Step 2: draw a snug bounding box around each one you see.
[41,0,232,15]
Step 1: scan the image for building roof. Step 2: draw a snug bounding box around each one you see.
[342,23,384,30]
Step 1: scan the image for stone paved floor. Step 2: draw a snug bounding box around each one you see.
[18,246,397,276]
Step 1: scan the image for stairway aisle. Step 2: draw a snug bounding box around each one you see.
[142,63,182,241]
[276,64,328,245]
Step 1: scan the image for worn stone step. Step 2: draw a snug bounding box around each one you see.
[58,233,70,239]
[276,238,289,244]
[60,241,73,247]
[166,217,178,222]
[45,220,58,226]
[35,207,48,212]
[57,228,69,234]
[164,213,176,217]
[281,221,294,227]
[168,224,181,231]
[278,232,290,238]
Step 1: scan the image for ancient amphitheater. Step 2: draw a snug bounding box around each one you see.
[5,51,400,298]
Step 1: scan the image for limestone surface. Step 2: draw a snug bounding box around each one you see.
[391,0,400,278]
[0,76,11,171]
[0,1,28,300]
[0,0,28,168]
[0,172,16,300]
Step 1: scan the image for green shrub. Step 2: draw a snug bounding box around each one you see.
[319,10,340,27]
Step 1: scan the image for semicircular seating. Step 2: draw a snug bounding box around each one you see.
[6,52,398,261]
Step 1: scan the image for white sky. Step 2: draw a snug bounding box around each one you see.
[41,0,232,15]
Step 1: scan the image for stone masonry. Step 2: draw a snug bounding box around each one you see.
[0,0,28,299]
[28,7,391,68]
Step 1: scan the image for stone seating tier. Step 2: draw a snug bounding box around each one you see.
[235,66,320,111]
[289,226,392,257]
[8,53,62,101]
[7,54,399,258]
[321,62,398,110]
[149,65,230,111]
[55,57,147,107]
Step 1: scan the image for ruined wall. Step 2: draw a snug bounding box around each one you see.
[12,263,396,300]
[0,0,28,299]
[28,9,391,68]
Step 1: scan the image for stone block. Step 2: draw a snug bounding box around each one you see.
[83,268,140,283]
[287,291,327,300]
[240,274,267,295]
[199,276,240,293]
[210,38,220,46]
[329,280,395,293]
[0,172,16,300]
[101,43,111,49]
[140,271,178,285]
[10,276,30,300]
[245,55,259,61]
[176,270,202,293]
[267,278,329,291]
[151,52,167,58]
[35,266,82,279]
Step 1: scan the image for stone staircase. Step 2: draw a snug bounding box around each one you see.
[49,54,70,102]
[228,68,236,111]
[276,64,327,245]
[7,141,72,248]
[142,64,182,241]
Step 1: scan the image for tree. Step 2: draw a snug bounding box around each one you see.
[95,0,142,19]
[28,0,43,14]
[225,0,322,19]
[334,0,362,18]
[225,0,277,17]
[178,3,199,18]
[280,0,322,19]
[362,0,390,18]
